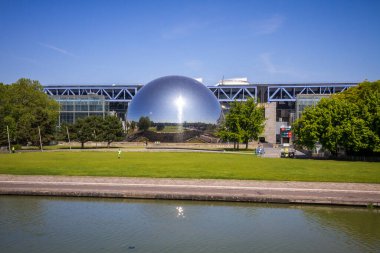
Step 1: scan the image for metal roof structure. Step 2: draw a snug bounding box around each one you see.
[43,85,141,102]
[43,82,358,103]
[208,85,257,102]
[266,83,357,102]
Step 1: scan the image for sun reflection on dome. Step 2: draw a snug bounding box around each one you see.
[174,95,185,123]
[126,75,222,143]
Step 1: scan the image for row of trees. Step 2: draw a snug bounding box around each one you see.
[0,79,59,146]
[1,78,125,149]
[217,98,265,150]
[136,116,151,131]
[58,116,124,148]
[292,80,380,156]
[125,117,154,133]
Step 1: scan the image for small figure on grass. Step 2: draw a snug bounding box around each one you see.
[118,148,122,159]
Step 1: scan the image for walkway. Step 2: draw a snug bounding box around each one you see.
[0,175,379,207]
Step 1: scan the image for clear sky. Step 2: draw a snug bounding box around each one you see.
[0,0,379,85]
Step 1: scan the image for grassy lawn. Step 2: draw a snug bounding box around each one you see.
[148,126,184,133]
[0,151,379,183]
[22,145,145,150]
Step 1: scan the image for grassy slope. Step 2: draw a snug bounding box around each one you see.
[0,151,379,183]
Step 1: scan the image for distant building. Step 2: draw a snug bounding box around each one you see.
[53,95,109,125]
[44,78,357,144]
[216,77,250,86]
[296,94,330,119]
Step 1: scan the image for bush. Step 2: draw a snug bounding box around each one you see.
[156,124,165,131]
[13,144,22,150]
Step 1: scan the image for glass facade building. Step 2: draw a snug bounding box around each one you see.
[43,80,356,143]
[53,95,110,125]
[295,94,330,119]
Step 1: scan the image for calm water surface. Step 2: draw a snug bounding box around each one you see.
[0,196,379,253]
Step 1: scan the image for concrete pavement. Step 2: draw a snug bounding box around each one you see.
[0,175,379,207]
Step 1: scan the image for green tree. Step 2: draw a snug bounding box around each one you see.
[0,83,10,145]
[0,79,59,146]
[73,116,105,148]
[217,99,265,150]
[293,80,380,156]
[218,102,243,150]
[137,116,151,132]
[338,80,380,144]
[88,116,104,144]
[125,120,130,133]
[156,123,165,131]
[72,117,93,149]
[240,98,265,149]
[291,106,320,151]
[130,121,137,132]
[55,122,73,142]
[71,115,125,148]
[102,115,124,147]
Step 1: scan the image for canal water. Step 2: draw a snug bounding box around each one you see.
[0,196,379,253]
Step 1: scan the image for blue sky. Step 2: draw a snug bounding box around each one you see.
[0,0,379,85]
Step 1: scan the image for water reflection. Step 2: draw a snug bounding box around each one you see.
[126,76,222,142]
[0,196,379,253]
[176,206,185,218]
[127,76,222,124]
[302,206,380,248]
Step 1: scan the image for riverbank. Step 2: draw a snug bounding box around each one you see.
[1,175,379,207]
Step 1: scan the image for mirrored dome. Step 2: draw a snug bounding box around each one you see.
[127,75,222,142]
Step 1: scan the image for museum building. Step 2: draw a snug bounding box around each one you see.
[43,76,357,144]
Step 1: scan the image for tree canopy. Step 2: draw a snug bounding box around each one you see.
[137,116,151,132]
[102,115,124,147]
[292,80,380,156]
[0,78,59,146]
[217,98,265,149]
[67,115,124,148]
[72,117,94,149]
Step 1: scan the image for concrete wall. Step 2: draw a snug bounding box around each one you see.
[263,102,276,143]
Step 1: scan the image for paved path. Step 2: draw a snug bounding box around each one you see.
[0,175,379,207]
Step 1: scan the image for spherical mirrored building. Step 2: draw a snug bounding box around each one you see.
[127,75,222,142]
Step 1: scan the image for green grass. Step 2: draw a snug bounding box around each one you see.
[0,151,379,183]
[148,126,185,133]
[22,145,145,150]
